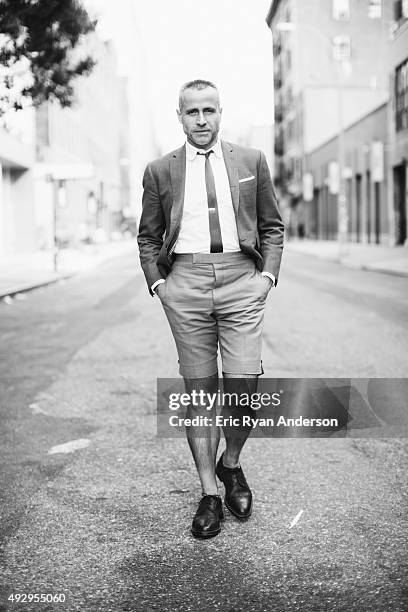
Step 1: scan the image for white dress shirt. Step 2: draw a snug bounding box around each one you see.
[151,140,275,293]
[174,139,240,253]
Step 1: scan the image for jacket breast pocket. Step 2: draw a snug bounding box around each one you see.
[239,181,256,206]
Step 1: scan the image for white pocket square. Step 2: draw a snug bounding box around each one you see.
[239,176,255,183]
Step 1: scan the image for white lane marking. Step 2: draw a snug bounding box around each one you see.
[48,438,90,455]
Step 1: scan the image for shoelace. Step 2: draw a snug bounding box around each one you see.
[227,468,248,489]
[198,495,221,513]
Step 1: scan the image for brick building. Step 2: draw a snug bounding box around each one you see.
[266,0,393,238]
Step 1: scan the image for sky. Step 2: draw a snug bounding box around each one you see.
[84,0,275,153]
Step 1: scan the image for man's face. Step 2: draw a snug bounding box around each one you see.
[177,87,222,149]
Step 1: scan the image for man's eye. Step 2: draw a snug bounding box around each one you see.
[204,109,215,114]
[187,110,198,116]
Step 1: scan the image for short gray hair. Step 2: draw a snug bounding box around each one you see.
[178,79,219,109]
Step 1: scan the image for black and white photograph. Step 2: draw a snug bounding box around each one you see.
[0,0,408,610]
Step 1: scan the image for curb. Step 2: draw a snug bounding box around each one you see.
[0,241,139,301]
[358,264,408,278]
[286,246,408,278]
[0,274,73,300]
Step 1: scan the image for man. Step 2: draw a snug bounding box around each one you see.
[138,79,284,538]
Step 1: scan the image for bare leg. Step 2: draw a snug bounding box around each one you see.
[184,374,220,495]
[222,374,258,468]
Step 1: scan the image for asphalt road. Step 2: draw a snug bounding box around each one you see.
[0,249,407,612]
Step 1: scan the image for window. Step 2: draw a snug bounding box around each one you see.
[286,48,292,71]
[332,36,351,61]
[286,86,293,106]
[394,0,408,20]
[332,0,350,20]
[287,119,294,141]
[273,33,282,56]
[396,59,408,132]
[293,157,302,181]
[368,0,382,18]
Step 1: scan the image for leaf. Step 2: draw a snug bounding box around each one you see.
[47,438,90,455]
[289,509,304,529]
[0,0,96,114]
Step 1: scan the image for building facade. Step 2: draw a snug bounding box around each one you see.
[266,0,393,239]
[388,1,408,245]
[246,125,275,178]
[0,110,36,255]
[0,33,129,257]
[304,103,388,243]
[34,35,129,250]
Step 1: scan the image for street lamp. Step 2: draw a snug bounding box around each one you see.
[275,21,349,254]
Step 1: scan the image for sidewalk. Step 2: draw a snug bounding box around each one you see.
[0,239,138,299]
[2,238,406,300]
[285,239,408,277]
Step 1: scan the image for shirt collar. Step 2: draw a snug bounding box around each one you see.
[186,139,223,161]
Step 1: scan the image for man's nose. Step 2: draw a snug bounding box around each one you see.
[196,111,207,126]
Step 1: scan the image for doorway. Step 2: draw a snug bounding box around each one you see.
[355,174,362,242]
[393,163,407,245]
[366,170,371,243]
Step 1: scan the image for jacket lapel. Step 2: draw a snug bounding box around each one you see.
[221,140,240,218]
[169,145,186,233]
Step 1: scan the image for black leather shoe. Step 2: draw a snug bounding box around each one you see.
[216,453,253,520]
[191,494,224,539]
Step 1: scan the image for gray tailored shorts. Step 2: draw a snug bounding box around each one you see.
[158,251,270,378]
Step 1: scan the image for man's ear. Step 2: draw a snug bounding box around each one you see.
[176,108,182,123]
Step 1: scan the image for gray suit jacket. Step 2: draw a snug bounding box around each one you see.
[137,140,284,294]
